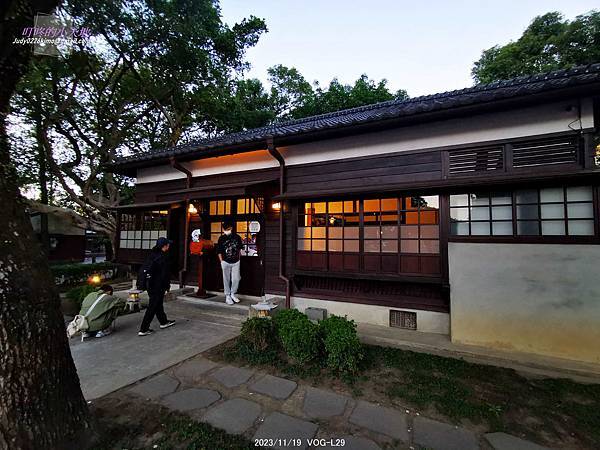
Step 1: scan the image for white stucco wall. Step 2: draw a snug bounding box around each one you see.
[136,98,593,184]
[283,295,449,334]
[449,243,600,364]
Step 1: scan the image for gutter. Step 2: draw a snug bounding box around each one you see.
[170,157,192,287]
[267,137,291,308]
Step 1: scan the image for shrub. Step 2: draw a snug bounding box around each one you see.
[239,317,277,352]
[50,262,121,287]
[273,309,320,365]
[319,315,363,374]
[65,284,99,309]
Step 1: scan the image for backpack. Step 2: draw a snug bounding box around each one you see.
[66,293,107,339]
[136,252,159,291]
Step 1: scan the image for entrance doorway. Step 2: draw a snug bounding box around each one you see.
[189,197,265,296]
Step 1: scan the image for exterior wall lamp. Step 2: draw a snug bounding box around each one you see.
[271,201,281,212]
[188,203,198,214]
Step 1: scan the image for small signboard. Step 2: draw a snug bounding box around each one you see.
[249,221,261,233]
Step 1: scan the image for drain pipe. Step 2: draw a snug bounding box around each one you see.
[170,157,192,288]
[267,137,291,308]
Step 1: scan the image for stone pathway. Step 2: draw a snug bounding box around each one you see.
[125,355,551,450]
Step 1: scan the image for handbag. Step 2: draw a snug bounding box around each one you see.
[66,293,107,339]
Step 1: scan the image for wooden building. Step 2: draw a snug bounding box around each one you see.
[110,64,600,365]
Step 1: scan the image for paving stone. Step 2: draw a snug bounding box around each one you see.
[128,374,179,399]
[413,416,479,450]
[250,374,297,400]
[348,400,408,441]
[174,358,219,383]
[302,387,348,419]
[161,388,220,411]
[253,412,318,450]
[202,398,261,435]
[316,435,381,450]
[210,365,254,388]
[485,432,550,450]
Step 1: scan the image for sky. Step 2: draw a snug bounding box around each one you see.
[220,0,598,97]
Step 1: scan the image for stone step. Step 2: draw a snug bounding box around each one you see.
[177,295,250,316]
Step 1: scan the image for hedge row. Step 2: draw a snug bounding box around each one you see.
[238,309,363,375]
[50,262,121,286]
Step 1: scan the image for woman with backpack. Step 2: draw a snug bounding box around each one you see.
[137,237,176,336]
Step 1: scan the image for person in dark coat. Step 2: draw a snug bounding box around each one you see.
[138,237,176,336]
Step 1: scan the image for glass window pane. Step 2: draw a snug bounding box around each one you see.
[329,227,343,239]
[381,225,398,239]
[237,199,246,214]
[401,240,419,253]
[381,198,398,211]
[364,226,380,239]
[364,240,380,252]
[470,207,490,221]
[209,201,217,215]
[120,231,127,240]
[470,193,489,206]
[420,210,438,225]
[567,203,593,219]
[344,214,360,227]
[450,208,469,221]
[568,220,594,235]
[151,230,160,239]
[420,240,439,254]
[363,213,378,223]
[567,186,593,202]
[312,239,326,251]
[492,206,512,220]
[491,192,512,205]
[404,211,419,224]
[344,240,359,252]
[329,214,343,227]
[344,227,359,239]
[400,225,419,239]
[237,221,248,232]
[363,199,380,212]
[328,240,342,252]
[471,222,490,236]
[541,204,564,219]
[420,196,439,209]
[450,222,470,235]
[297,239,311,251]
[492,222,513,235]
[328,202,343,213]
[450,194,469,207]
[344,201,359,213]
[313,202,326,214]
[516,189,538,204]
[541,221,566,235]
[381,240,398,253]
[517,221,540,235]
[517,204,539,220]
[142,240,152,249]
[540,187,564,203]
[420,225,439,238]
[381,214,398,224]
[310,227,325,239]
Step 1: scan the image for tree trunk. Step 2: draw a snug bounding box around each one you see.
[36,110,50,257]
[0,1,93,448]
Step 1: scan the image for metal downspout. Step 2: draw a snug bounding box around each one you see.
[170,157,192,288]
[267,137,291,308]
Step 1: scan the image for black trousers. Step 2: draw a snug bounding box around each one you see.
[140,289,168,332]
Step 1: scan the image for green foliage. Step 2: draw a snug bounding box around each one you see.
[65,285,99,308]
[472,11,600,83]
[273,309,320,364]
[239,317,276,351]
[50,262,118,285]
[319,315,363,374]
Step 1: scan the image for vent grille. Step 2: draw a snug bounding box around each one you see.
[448,146,504,176]
[512,137,578,168]
[390,310,417,330]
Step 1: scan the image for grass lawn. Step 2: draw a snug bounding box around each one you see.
[207,338,600,449]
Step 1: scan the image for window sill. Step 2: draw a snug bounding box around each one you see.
[292,269,446,285]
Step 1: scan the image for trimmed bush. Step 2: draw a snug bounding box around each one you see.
[65,284,99,310]
[319,315,363,374]
[273,309,320,365]
[239,317,277,352]
[50,262,120,287]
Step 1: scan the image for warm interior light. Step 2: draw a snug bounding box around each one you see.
[188,203,198,214]
[271,202,281,212]
[89,274,101,284]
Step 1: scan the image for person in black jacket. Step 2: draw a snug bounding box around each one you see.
[138,237,176,336]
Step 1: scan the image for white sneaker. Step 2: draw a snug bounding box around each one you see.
[231,294,240,303]
[95,329,111,338]
[225,296,234,305]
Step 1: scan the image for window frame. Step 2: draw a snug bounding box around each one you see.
[448,185,600,244]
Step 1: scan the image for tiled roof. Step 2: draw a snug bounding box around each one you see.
[112,63,600,169]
